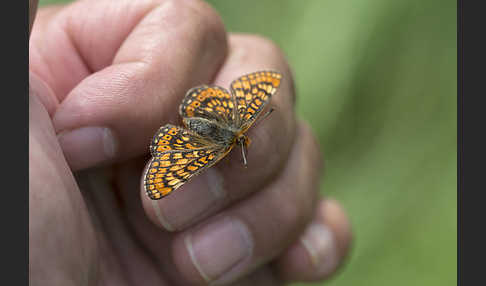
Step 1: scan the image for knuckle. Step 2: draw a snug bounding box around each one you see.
[247,34,280,52]
[274,179,315,234]
[279,190,314,234]
[245,34,287,60]
[275,122,323,229]
[299,120,324,173]
[149,0,226,41]
[278,196,303,230]
[177,0,227,42]
[133,0,228,83]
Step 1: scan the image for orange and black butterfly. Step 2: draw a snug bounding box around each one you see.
[143,70,282,200]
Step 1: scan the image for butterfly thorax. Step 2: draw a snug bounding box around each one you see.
[183,117,239,147]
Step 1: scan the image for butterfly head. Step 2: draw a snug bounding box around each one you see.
[236,134,251,148]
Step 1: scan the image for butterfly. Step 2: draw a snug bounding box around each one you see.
[143,70,282,200]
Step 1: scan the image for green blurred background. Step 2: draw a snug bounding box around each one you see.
[39,0,457,285]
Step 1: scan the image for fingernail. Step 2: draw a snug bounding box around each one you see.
[301,223,339,276]
[185,217,253,285]
[58,127,117,170]
[153,168,226,231]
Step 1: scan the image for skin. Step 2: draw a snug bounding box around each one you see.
[29,0,352,285]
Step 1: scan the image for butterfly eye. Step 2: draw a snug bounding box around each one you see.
[160,140,170,145]
[163,135,172,140]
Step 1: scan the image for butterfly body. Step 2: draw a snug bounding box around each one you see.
[144,71,282,200]
[183,117,238,147]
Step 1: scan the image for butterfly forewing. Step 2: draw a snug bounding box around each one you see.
[230,71,282,130]
[179,85,237,126]
[150,124,214,156]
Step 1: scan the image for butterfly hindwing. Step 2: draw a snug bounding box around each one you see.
[230,70,282,130]
[144,145,227,200]
[146,124,231,199]
[144,148,225,200]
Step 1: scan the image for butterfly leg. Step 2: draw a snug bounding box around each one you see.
[240,139,248,168]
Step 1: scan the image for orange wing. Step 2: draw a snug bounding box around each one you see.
[230,70,282,131]
[179,85,237,126]
[144,147,226,199]
[145,124,228,200]
[150,124,212,156]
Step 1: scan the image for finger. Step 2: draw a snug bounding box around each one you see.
[228,267,281,286]
[273,199,352,282]
[29,4,69,117]
[29,1,61,117]
[29,83,98,286]
[30,0,196,101]
[33,0,228,170]
[169,122,321,285]
[142,34,297,231]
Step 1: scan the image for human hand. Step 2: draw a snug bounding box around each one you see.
[29,0,352,285]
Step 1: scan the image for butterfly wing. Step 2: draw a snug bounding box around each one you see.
[179,85,237,126]
[150,124,212,156]
[230,70,282,131]
[145,124,229,200]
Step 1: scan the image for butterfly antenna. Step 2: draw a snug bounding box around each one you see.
[240,140,248,168]
[254,107,275,128]
[262,107,275,120]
